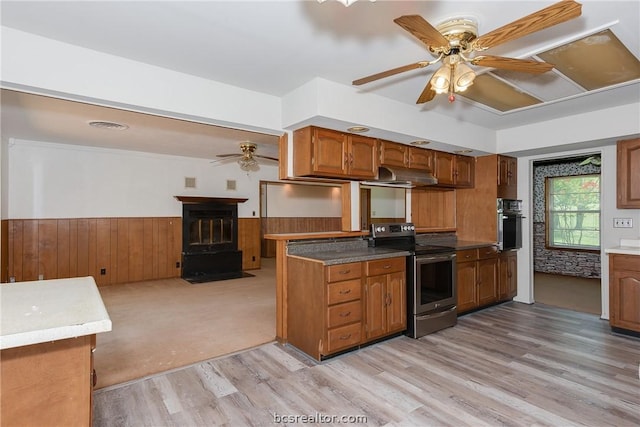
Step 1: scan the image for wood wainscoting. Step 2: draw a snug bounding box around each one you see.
[3,217,262,285]
[260,217,343,257]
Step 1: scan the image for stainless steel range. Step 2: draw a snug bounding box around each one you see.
[370,223,457,338]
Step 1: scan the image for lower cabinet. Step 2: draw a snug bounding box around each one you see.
[499,250,518,301]
[457,245,509,314]
[609,254,640,333]
[286,255,406,360]
[364,258,406,341]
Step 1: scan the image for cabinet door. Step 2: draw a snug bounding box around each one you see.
[386,271,406,333]
[456,261,477,313]
[379,140,407,167]
[434,151,456,186]
[313,128,348,176]
[499,251,517,300]
[477,257,498,306]
[497,155,517,199]
[408,147,434,172]
[616,138,640,208]
[364,275,387,340]
[455,155,475,188]
[610,269,640,332]
[348,135,377,178]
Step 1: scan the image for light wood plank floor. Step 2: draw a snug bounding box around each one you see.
[93,302,640,427]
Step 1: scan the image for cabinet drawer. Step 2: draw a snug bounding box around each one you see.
[365,257,405,276]
[326,262,362,283]
[612,254,640,272]
[326,322,362,353]
[457,249,477,262]
[478,245,499,259]
[327,300,362,328]
[327,279,361,305]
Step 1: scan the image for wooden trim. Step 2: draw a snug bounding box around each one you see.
[341,182,353,231]
[278,132,288,180]
[1,220,8,283]
[275,240,288,342]
[174,196,248,204]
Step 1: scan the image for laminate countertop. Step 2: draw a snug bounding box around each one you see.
[0,276,112,350]
[288,247,411,265]
[605,239,640,256]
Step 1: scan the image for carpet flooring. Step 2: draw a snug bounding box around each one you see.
[534,272,601,315]
[94,258,276,389]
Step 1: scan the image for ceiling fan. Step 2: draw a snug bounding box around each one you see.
[353,0,582,103]
[211,142,278,171]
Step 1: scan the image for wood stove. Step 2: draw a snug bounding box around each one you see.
[175,196,247,283]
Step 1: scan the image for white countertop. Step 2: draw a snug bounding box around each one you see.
[0,276,112,350]
[605,239,640,256]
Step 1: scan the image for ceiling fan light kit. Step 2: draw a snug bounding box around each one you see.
[212,141,278,172]
[352,0,583,104]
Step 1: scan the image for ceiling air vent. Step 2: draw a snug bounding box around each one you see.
[88,120,129,131]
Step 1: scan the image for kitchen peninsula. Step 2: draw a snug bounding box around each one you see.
[1,276,112,426]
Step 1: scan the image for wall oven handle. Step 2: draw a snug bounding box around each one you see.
[416,306,456,321]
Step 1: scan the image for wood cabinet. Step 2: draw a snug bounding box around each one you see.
[364,257,406,341]
[411,188,456,231]
[1,335,95,426]
[379,140,434,172]
[609,254,640,333]
[456,246,499,314]
[434,151,474,188]
[616,138,640,208]
[498,250,518,301]
[286,255,406,360]
[497,155,518,199]
[293,126,377,179]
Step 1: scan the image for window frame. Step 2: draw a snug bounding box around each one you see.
[545,173,601,252]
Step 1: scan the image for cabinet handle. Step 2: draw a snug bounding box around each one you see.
[339,333,352,340]
[339,311,352,317]
[383,264,391,269]
[338,289,352,295]
[349,153,354,164]
[385,293,392,306]
[339,269,351,275]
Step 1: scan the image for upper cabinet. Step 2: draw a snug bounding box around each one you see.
[497,155,518,199]
[434,152,475,188]
[293,126,377,179]
[379,140,434,172]
[617,138,640,208]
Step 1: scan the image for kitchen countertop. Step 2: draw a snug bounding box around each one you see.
[451,240,498,250]
[0,276,112,350]
[288,247,411,265]
[605,239,640,256]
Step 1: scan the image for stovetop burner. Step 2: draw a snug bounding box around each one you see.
[370,223,455,255]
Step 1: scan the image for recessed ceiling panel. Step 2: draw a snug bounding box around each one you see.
[459,74,542,112]
[492,63,585,102]
[538,29,640,91]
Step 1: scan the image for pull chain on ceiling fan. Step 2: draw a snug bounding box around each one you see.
[211,142,278,171]
[352,0,582,103]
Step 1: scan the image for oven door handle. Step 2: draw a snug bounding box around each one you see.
[417,254,456,262]
[416,306,457,320]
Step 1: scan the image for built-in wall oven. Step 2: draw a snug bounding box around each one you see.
[498,198,523,251]
[370,223,457,339]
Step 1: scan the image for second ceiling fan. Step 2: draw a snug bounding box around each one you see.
[353,0,582,103]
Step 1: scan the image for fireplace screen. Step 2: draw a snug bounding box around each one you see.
[189,217,233,246]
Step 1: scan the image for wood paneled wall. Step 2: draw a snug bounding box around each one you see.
[411,189,457,230]
[5,217,182,286]
[261,217,343,257]
[3,217,263,285]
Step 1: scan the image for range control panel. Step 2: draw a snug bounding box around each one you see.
[370,222,416,238]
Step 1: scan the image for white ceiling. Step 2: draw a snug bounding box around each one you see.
[1,0,639,160]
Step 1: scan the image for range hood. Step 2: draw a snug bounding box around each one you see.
[363,166,438,188]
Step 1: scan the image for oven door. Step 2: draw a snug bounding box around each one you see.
[412,252,457,314]
[501,214,523,250]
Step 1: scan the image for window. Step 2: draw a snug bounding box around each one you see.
[546,174,600,250]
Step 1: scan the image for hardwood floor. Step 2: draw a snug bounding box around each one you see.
[93,302,640,426]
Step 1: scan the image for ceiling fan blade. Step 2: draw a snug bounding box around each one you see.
[216,153,242,158]
[394,15,449,49]
[473,0,582,51]
[254,154,279,162]
[353,61,429,86]
[416,79,436,104]
[472,55,554,73]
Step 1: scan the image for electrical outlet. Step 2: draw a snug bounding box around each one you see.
[100,268,106,275]
[38,274,44,280]
[613,218,633,228]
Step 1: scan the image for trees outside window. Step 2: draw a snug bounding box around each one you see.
[546,174,600,250]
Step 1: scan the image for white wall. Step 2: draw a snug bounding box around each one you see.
[8,139,278,219]
[370,187,405,218]
[264,182,342,218]
[516,143,640,319]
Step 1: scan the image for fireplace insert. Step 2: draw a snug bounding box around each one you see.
[180,200,244,282]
